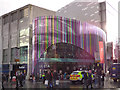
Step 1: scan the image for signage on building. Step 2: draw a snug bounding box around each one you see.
[19,66,25,69]
[15,59,20,62]
[99,41,104,63]
[107,42,113,60]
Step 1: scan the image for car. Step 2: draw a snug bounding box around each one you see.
[69,70,85,84]
[69,70,94,84]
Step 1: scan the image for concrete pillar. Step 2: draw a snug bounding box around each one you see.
[0,17,3,89]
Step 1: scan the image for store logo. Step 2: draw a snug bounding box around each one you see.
[19,66,25,69]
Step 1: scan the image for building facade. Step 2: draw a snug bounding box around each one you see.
[32,16,106,74]
[0,4,55,78]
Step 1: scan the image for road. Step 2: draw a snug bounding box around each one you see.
[3,78,120,89]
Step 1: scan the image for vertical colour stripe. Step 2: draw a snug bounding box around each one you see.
[48,16,51,46]
[90,31,92,55]
[57,16,59,43]
[69,19,71,43]
[52,16,54,44]
[39,17,41,58]
[64,18,66,43]
[60,17,62,42]
[72,19,74,44]
[34,19,36,66]
[45,16,47,50]
[82,23,84,49]
[67,18,69,43]
[66,18,67,43]
[71,19,72,44]
[47,16,49,49]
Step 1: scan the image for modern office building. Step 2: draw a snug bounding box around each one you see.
[56,1,106,33]
[0,4,55,78]
[32,16,106,74]
[56,0,118,71]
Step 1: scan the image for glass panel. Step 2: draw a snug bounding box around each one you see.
[71,72,78,75]
[20,28,29,46]
[20,46,28,63]
[3,49,8,63]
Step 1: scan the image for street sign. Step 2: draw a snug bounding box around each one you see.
[15,59,20,62]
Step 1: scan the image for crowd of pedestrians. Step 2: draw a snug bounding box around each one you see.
[82,68,105,89]
[2,66,106,89]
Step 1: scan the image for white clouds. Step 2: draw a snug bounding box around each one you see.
[0,0,74,16]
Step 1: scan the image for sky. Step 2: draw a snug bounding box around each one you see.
[0,0,74,16]
[0,0,119,16]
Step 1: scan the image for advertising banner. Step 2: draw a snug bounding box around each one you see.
[99,41,104,63]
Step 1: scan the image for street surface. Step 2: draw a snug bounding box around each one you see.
[2,77,120,89]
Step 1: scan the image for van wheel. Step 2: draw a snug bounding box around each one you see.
[113,79,117,82]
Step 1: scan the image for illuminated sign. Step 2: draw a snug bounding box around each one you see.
[99,41,104,63]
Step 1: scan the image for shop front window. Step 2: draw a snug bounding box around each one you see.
[20,46,28,63]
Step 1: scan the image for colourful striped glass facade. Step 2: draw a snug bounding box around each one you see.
[32,16,106,72]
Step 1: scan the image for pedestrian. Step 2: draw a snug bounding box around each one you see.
[64,72,67,80]
[101,70,105,86]
[23,72,26,84]
[94,69,98,87]
[6,74,9,82]
[83,71,88,88]
[16,73,19,89]
[42,73,45,84]
[36,73,39,82]
[53,70,58,87]
[2,74,5,89]
[88,70,93,88]
[19,72,23,87]
[46,70,53,88]
[97,68,102,87]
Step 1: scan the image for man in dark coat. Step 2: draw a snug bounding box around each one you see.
[53,70,58,86]
[83,71,88,88]
[46,70,53,88]
[101,70,105,86]
[19,72,23,87]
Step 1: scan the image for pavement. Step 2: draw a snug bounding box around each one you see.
[2,78,120,89]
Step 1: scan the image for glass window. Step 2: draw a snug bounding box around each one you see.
[3,49,8,63]
[20,28,29,46]
[19,9,24,19]
[11,48,15,62]
[24,8,29,17]
[3,15,9,25]
[19,8,29,19]
[11,12,17,22]
[20,46,28,63]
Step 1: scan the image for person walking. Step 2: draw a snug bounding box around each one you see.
[97,68,102,87]
[101,70,105,86]
[83,71,88,88]
[42,73,46,84]
[19,72,23,87]
[88,70,93,88]
[46,70,53,88]
[53,70,58,87]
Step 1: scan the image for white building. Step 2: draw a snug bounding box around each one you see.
[0,4,55,79]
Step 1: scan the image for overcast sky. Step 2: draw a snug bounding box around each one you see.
[0,0,119,16]
[0,0,74,16]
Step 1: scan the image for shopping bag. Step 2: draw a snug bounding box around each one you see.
[45,80,48,85]
[56,80,59,85]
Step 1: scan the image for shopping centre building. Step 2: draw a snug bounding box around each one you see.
[32,16,106,74]
[1,0,117,78]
